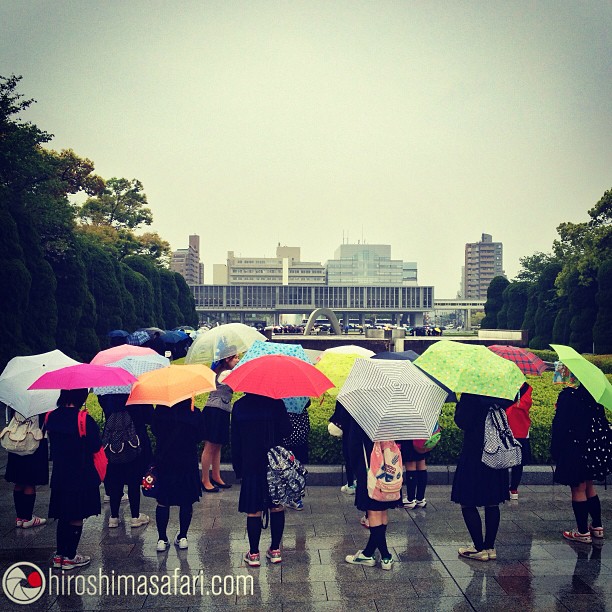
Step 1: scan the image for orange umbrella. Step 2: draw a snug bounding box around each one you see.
[126,364,216,407]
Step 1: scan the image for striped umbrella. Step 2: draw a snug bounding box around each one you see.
[337,359,448,441]
[487,345,547,376]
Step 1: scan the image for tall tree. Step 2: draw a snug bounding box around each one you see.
[481,276,509,329]
[593,259,612,354]
[529,262,562,350]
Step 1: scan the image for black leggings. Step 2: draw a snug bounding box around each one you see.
[107,478,141,519]
[461,505,500,550]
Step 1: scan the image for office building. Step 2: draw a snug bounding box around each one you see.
[170,234,204,285]
[464,233,505,299]
[215,245,326,285]
[326,243,417,286]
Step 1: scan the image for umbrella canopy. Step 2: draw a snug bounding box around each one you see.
[29,363,137,390]
[550,344,612,409]
[303,349,324,364]
[91,345,158,365]
[337,359,448,441]
[126,331,151,346]
[414,340,525,400]
[324,345,375,358]
[0,350,81,418]
[314,353,368,396]
[139,327,165,336]
[160,330,189,344]
[185,323,267,364]
[234,340,311,413]
[371,350,420,361]
[126,364,216,406]
[487,345,547,376]
[93,354,170,396]
[107,329,129,338]
[224,354,334,399]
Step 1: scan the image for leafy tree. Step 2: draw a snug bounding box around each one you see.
[551,298,570,344]
[567,270,598,353]
[159,269,183,329]
[514,252,556,283]
[593,259,612,354]
[481,276,509,329]
[529,262,562,350]
[175,273,198,327]
[504,282,530,329]
[75,289,99,361]
[124,255,164,327]
[122,266,154,328]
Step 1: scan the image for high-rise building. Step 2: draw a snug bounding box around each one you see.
[216,245,326,285]
[464,233,504,299]
[326,243,417,286]
[170,234,204,285]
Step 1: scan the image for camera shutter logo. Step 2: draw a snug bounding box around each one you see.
[2,562,46,605]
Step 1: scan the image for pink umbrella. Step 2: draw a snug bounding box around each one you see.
[90,345,158,366]
[28,364,137,390]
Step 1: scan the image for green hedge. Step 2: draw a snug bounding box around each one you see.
[86,371,612,466]
[530,348,612,374]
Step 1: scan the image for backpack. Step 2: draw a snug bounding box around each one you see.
[412,422,442,454]
[101,410,141,464]
[0,412,44,456]
[364,441,403,501]
[582,412,612,482]
[266,446,307,506]
[481,405,522,469]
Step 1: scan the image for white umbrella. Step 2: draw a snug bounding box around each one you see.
[337,359,447,441]
[325,345,375,358]
[185,323,267,364]
[92,353,170,396]
[0,350,81,418]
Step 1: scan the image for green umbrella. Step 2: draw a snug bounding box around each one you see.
[314,353,368,396]
[550,344,612,410]
[414,340,525,400]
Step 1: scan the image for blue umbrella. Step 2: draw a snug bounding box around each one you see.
[160,330,189,344]
[234,341,311,413]
[108,329,129,338]
[372,350,420,361]
[126,331,150,346]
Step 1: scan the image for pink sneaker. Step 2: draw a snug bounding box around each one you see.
[244,552,261,567]
[563,529,592,544]
[15,518,24,528]
[589,524,604,539]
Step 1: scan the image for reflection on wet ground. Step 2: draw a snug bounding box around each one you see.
[1,476,612,610]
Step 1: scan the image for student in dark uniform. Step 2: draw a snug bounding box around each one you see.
[4,409,48,528]
[397,440,429,508]
[451,393,512,562]
[345,412,396,570]
[46,388,102,570]
[201,354,239,492]
[281,401,311,510]
[232,393,291,567]
[152,400,206,552]
[98,393,153,529]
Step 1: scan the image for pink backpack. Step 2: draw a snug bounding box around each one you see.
[363,441,403,501]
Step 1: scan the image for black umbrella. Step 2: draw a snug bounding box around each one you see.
[372,350,420,361]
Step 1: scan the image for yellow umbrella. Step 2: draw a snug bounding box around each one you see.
[315,353,368,396]
[126,364,216,407]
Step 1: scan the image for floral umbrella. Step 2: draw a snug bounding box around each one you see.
[234,340,311,413]
[92,353,171,396]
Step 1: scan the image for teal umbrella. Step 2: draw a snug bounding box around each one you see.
[234,341,311,413]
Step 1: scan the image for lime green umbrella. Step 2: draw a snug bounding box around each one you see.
[414,340,525,400]
[551,344,612,409]
[314,353,368,396]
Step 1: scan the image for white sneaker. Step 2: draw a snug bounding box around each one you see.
[340,483,356,495]
[174,532,188,549]
[380,556,394,570]
[403,499,417,509]
[108,517,120,528]
[509,490,519,500]
[21,516,47,529]
[156,539,169,552]
[415,498,427,508]
[130,513,150,528]
[345,550,376,567]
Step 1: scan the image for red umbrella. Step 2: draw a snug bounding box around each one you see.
[487,345,547,376]
[28,364,137,390]
[223,354,334,399]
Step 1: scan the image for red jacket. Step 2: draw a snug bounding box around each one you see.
[506,383,532,438]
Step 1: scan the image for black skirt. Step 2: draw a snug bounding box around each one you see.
[155,463,201,507]
[451,451,510,506]
[49,486,101,520]
[397,440,429,463]
[5,439,49,486]
[202,406,230,445]
[238,472,277,514]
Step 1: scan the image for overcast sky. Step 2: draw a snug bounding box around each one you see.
[2,1,610,297]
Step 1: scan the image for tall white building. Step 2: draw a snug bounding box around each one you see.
[170,234,204,285]
[464,233,504,299]
[326,243,417,286]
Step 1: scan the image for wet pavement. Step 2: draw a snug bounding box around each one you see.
[2,469,612,610]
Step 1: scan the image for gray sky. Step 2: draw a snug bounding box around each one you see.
[2,1,610,297]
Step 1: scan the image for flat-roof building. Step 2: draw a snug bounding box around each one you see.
[464,233,505,299]
[170,234,204,285]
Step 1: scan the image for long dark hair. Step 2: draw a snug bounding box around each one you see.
[57,388,89,408]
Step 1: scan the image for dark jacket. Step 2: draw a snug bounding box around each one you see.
[46,407,102,491]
